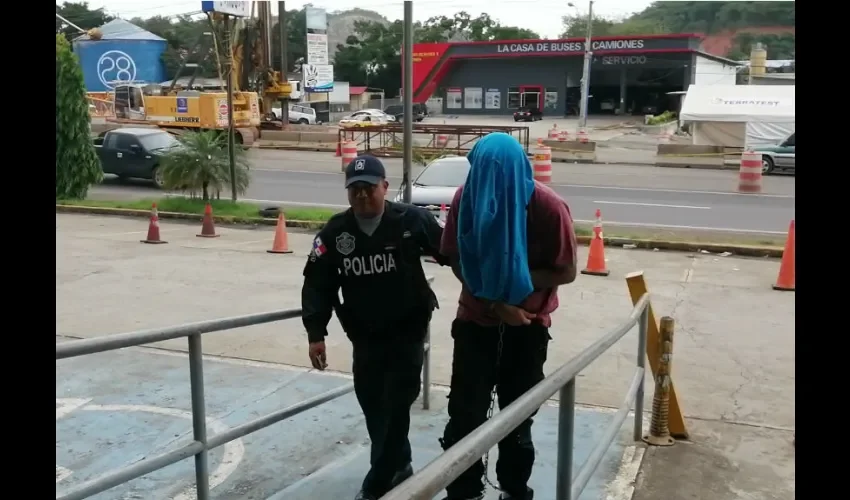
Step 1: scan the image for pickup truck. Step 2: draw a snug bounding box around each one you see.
[93,128,180,188]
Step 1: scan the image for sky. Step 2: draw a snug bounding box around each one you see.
[62,0,657,39]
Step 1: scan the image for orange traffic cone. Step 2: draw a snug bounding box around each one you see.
[772,219,795,291]
[197,203,220,238]
[581,208,609,277]
[267,212,294,254]
[141,203,167,244]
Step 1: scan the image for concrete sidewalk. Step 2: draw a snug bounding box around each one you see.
[57,345,641,500]
[56,213,795,500]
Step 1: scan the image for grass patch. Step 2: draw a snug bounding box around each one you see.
[57,197,337,221]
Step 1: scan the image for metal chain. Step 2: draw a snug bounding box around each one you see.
[481,322,506,494]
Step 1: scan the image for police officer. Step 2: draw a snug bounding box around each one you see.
[301,155,448,500]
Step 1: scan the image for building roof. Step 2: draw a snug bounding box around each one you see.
[349,86,368,96]
[76,19,166,42]
[679,84,795,124]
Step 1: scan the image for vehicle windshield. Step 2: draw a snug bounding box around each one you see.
[139,132,180,152]
[414,158,470,187]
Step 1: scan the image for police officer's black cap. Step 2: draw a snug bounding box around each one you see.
[345,155,386,188]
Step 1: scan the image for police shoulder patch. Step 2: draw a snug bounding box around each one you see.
[310,236,327,260]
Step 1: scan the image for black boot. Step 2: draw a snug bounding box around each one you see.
[390,463,414,488]
[353,490,378,500]
[499,486,534,499]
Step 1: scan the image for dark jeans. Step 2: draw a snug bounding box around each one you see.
[352,337,425,496]
[441,319,550,499]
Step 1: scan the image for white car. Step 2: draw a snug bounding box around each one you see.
[339,109,393,127]
[393,155,470,214]
[270,104,318,125]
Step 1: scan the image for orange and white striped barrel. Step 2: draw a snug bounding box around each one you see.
[558,130,569,142]
[577,129,589,143]
[436,133,449,148]
[532,144,552,184]
[341,140,358,172]
[738,151,763,193]
[548,125,560,140]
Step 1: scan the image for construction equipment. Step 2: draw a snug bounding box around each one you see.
[231,1,293,128]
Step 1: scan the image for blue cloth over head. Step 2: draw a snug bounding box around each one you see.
[457,132,536,305]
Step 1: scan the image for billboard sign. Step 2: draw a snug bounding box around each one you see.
[302,64,334,93]
[306,7,328,30]
[307,33,329,65]
[201,1,251,17]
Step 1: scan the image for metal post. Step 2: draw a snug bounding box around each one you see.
[278,1,289,124]
[422,325,431,410]
[188,334,210,500]
[223,16,237,201]
[634,306,648,441]
[555,379,576,500]
[401,1,413,203]
[578,0,594,130]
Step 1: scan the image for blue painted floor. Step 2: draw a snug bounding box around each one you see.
[56,346,634,500]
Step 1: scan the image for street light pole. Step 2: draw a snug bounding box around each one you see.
[402,1,413,204]
[578,0,594,130]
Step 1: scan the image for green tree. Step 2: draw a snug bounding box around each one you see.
[333,11,540,92]
[418,12,540,42]
[56,34,102,200]
[55,1,113,40]
[158,130,250,201]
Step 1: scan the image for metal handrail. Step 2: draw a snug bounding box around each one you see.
[56,278,435,500]
[383,292,651,500]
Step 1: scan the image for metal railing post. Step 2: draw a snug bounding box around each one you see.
[188,334,210,500]
[643,316,676,447]
[422,324,431,410]
[634,306,648,441]
[555,378,576,500]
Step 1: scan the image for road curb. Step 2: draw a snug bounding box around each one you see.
[57,204,783,258]
[56,204,326,230]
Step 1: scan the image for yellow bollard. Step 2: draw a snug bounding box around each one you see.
[643,316,676,446]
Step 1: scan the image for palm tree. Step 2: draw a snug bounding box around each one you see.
[158,130,250,200]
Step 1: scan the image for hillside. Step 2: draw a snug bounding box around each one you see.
[327,8,389,53]
[700,26,795,59]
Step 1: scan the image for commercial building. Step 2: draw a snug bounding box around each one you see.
[410,34,740,117]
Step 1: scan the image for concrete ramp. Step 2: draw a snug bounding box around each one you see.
[56,344,641,500]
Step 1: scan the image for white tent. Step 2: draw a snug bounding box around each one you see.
[679,84,795,148]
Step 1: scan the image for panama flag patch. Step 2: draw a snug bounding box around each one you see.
[311,236,326,257]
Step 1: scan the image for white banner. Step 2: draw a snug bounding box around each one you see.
[307,33,329,65]
[302,64,334,93]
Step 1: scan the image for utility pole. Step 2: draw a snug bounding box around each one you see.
[578,0,594,131]
[402,1,413,203]
[222,15,237,201]
[279,1,289,124]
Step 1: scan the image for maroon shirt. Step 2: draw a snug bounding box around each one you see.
[440,181,577,328]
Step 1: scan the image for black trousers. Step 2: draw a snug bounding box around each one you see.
[352,336,425,496]
[441,319,550,499]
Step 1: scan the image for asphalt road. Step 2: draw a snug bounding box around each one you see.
[91,164,795,235]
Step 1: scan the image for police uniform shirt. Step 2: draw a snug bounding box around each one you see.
[301,202,448,343]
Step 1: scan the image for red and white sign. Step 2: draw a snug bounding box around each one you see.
[218,103,228,116]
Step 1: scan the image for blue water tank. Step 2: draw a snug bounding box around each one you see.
[73,19,167,92]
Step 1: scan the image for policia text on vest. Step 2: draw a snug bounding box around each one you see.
[300,201,449,499]
[301,201,448,343]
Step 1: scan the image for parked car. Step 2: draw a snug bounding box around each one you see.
[513,106,543,122]
[393,155,470,214]
[339,109,393,127]
[269,104,319,125]
[93,128,181,188]
[754,132,795,175]
[383,103,427,122]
